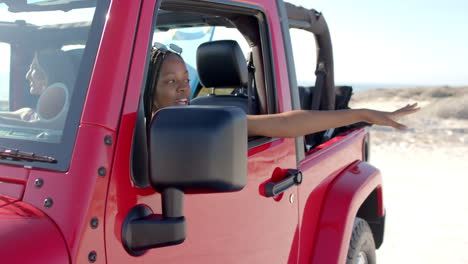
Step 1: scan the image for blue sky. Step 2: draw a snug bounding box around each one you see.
[1,1,466,88]
[287,0,468,86]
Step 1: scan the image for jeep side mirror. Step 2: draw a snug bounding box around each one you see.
[122,106,247,255]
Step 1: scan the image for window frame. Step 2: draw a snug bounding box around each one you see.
[275,0,304,163]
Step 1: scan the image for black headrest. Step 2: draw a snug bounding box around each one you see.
[196,40,248,88]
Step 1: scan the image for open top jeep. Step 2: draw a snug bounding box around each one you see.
[0,0,384,263]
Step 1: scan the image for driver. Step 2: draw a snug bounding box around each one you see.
[0,49,76,127]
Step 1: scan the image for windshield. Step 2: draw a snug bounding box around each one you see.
[0,0,109,171]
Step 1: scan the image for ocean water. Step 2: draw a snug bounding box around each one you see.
[299,81,412,93]
[338,82,411,93]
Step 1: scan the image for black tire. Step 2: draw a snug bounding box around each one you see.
[346,217,377,264]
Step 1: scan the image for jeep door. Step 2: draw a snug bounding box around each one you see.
[104,0,299,263]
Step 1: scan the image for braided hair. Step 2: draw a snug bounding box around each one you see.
[143,47,182,127]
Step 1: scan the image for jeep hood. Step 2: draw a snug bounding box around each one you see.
[0,195,69,263]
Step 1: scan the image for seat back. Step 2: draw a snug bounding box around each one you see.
[191,40,254,114]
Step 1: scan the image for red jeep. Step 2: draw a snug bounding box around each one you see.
[0,0,384,263]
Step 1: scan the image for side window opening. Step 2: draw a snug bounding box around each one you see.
[289,26,357,154]
[289,28,317,111]
[290,26,349,153]
[147,2,273,123]
[289,28,324,152]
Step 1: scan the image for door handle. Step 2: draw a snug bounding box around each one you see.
[265,169,302,197]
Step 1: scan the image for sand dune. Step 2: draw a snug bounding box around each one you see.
[350,86,468,264]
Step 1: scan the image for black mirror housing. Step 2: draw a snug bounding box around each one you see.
[149,106,247,193]
[122,106,247,254]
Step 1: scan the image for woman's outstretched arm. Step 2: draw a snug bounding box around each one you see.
[0,108,35,121]
[247,103,419,138]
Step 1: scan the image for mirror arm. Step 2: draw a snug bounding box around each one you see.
[162,188,184,218]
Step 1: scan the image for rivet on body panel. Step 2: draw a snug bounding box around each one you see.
[90,218,99,229]
[34,178,44,188]
[98,167,106,177]
[44,198,53,208]
[104,135,112,146]
[289,193,295,204]
[88,251,97,263]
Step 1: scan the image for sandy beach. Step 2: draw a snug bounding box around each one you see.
[350,86,468,264]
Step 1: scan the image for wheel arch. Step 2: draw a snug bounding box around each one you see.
[310,161,383,264]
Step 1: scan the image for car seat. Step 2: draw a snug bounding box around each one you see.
[190,40,257,114]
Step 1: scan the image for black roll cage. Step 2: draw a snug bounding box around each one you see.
[286,3,335,111]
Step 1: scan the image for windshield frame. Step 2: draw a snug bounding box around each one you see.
[0,0,110,171]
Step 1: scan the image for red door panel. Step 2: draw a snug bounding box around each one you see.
[296,130,366,263]
[104,0,299,262]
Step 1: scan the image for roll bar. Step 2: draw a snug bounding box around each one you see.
[286,3,335,111]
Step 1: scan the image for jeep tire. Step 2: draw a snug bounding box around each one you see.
[346,217,376,264]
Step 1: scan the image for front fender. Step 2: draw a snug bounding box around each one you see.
[0,196,70,264]
[311,161,382,264]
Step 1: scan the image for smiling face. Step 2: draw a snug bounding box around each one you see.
[152,53,190,113]
[25,54,48,95]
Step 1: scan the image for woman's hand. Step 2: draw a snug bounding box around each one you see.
[363,103,420,130]
[18,108,36,121]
